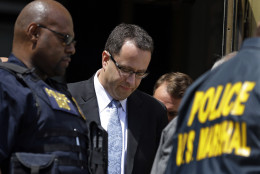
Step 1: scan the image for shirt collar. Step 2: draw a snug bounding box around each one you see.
[94,70,127,113]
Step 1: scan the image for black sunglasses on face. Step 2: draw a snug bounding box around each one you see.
[107,51,149,79]
[37,24,75,46]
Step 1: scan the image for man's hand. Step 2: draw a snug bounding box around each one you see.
[0,57,8,62]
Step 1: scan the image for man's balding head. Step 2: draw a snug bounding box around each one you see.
[254,21,260,37]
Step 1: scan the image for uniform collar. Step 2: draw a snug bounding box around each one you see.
[8,53,28,68]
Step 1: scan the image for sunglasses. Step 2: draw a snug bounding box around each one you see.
[37,24,76,46]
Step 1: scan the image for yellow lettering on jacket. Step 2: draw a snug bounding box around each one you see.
[176,130,195,166]
[196,121,250,161]
[187,81,255,127]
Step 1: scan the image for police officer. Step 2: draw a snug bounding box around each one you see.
[0,0,90,173]
[165,23,260,173]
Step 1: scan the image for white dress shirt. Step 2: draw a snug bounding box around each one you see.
[94,70,128,174]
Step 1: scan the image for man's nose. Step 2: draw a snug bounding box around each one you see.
[65,43,76,55]
[126,73,136,85]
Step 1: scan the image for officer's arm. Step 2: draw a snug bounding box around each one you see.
[0,168,2,174]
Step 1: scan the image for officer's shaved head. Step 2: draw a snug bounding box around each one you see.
[13,0,72,44]
[11,0,75,79]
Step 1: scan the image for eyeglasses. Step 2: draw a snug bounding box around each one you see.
[108,52,149,79]
[37,24,76,46]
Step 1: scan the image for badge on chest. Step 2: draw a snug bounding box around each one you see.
[44,87,78,116]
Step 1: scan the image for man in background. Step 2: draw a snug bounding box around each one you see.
[151,72,193,174]
[211,51,237,70]
[153,72,193,122]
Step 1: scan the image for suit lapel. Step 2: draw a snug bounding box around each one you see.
[125,91,145,174]
[78,76,101,124]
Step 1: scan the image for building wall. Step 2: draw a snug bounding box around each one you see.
[248,0,260,36]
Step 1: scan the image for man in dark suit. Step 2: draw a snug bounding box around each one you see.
[68,23,168,174]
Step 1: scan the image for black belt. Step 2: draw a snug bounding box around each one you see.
[57,156,88,169]
[38,129,88,141]
[43,144,88,155]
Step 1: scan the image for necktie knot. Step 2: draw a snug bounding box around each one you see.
[110,99,120,108]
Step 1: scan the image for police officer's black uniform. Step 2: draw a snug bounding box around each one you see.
[0,54,90,173]
[166,37,260,173]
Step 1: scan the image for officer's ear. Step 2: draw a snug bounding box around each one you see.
[27,23,40,42]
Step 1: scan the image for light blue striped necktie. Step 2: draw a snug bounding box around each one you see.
[107,100,122,174]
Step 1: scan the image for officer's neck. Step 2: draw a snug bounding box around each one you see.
[34,68,48,80]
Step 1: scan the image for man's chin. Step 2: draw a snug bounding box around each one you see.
[50,69,66,80]
[51,75,66,82]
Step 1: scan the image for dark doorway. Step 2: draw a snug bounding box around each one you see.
[65,0,224,95]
